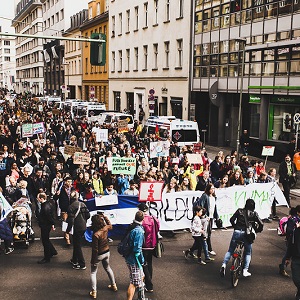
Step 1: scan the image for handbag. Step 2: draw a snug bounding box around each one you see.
[152,216,164,258]
[243,209,256,244]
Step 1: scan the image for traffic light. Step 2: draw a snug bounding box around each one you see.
[90,33,106,66]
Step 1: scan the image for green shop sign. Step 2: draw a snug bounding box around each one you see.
[271,96,300,104]
[249,95,261,103]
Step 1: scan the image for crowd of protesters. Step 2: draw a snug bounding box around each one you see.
[0,88,299,299]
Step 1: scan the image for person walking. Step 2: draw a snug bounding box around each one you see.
[89,212,117,299]
[66,191,90,270]
[279,154,297,206]
[220,199,263,278]
[137,202,160,293]
[125,211,145,300]
[36,192,57,264]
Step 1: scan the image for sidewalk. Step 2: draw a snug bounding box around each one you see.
[205,144,300,197]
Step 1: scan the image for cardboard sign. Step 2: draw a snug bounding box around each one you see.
[262,146,275,156]
[95,194,118,207]
[186,153,203,165]
[33,122,45,135]
[96,129,108,142]
[118,119,129,133]
[139,181,164,202]
[64,145,82,156]
[73,152,91,165]
[22,124,33,138]
[150,141,170,158]
[111,157,136,175]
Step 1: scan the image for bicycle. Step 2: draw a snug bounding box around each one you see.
[230,240,244,288]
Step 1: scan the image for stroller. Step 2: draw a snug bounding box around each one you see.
[11,197,35,248]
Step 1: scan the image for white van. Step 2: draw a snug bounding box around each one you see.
[97,112,134,129]
[144,116,200,146]
[71,102,106,121]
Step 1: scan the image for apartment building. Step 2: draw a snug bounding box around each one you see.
[12,0,44,95]
[40,0,87,96]
[109,0,190,120]
[192,0,300,158]
[62,9,87,99]
[80,0,109,104]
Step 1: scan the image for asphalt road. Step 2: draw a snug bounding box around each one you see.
[1,196,298,300]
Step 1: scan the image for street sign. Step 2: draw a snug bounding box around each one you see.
[149,88,155,95]
[294,113,300,124]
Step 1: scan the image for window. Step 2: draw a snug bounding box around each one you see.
[110,51,115,72]
[56,12,59,23]
[4,49,10,54]
[119,13,122,35]
[135,6,139,30]
[154,0,158,24]
[85,58,88,74]
[126,49,130,71]
[153,43,158,69]
[165,0,170,21]
[4,57,10,62]
[96,3,100,15]
[178,0,184,18]
[126,10,130,32]
[4,41,10,46]
[134,47,139,70]
[143,45,148,70]
[177,39,183,67]
[112,16,115,36]
[118,50,122,72]
[164,41,170,68]
[89,7,93,19]
[249,104,260,138]
[144,2,148,27]
[60,9,64,21]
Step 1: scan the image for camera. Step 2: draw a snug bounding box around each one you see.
[97,211,105,215]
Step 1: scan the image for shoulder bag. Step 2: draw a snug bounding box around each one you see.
[152,216,164,258]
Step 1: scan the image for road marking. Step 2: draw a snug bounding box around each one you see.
[268,228,277,231]
[34,237,64,241]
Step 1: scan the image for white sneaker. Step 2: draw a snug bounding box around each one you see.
[243,269,251,277]
[209,250,216,256]
[158,232,163,239]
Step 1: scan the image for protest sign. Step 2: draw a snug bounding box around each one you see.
[139,181,164,202]
[186,153,203,164]
[64,145,82,156]
[22,123,33,138]
[95,194,118,207]
[150,141,170,158]
[96,129,108,142]
[118,119,129,133]
[262,146,275,156]
[73,152,91,165]
[33,122,45,135]
[107,157,112,171]
[111,157,136,175]
[0,193,13,222]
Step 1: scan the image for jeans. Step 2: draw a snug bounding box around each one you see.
[90,252,115,291]
[190,236,210,259]
[143,249,154,290]
[72,230,85,267]
[207,218,213,252]
[282,180,291,206]
[292,258,300,294]
[222,230,252,270]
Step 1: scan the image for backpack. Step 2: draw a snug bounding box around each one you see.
[117,224,137,257]
[277,217,289,236]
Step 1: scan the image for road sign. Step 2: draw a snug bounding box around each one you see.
[149,88,155,95]
[294,113,300,124]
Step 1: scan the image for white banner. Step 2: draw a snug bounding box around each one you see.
[149,183,288,231]
[0,193,13,222]
[95,194,118,207]
[96,129,108,142]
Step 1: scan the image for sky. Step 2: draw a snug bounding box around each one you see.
[0,0,15,32]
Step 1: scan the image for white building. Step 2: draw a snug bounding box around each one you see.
[109,0,191,120]
[12,0,44,95]
[40,0,88,96]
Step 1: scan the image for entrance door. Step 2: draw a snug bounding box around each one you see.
[170,98,183,119]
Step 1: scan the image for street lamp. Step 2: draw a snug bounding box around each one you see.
[236,38,247,157]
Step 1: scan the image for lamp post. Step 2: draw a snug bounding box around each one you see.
[236,38,247,157]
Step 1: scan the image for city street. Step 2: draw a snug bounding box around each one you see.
[1,197,298,300]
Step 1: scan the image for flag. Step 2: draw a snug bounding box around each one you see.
[43,49,50,63]
[51,45,59,59]
[0,193,13,222]
[155,124,160,140]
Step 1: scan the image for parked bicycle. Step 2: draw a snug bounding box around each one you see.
[230,240,244,288]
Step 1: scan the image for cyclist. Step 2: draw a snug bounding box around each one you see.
[220,198,264,278]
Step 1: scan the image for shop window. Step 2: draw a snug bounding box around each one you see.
[220,66,228,76]
[249,104,260,138]
[262,62,274,76]
[278,0,292,15]
[275,61,288,76]
[264,0,277,18]
[229,65,238,77]
[290,61,300,74]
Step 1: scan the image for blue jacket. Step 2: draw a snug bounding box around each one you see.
[125,223,145,266]
[197,192,219,220]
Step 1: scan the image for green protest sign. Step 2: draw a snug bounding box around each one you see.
[111,157,136,175]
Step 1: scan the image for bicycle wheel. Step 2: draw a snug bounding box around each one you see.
[231,257,241,288]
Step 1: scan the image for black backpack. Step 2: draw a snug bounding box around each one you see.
[117,223,138,258]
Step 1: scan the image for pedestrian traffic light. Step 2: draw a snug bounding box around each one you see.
[90,33,106,66]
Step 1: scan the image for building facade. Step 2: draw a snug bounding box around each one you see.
[109,0,191,121]
[192,0,300,159]
[62,9,87,100]
[41,0,87,96]
[13,0,44,95]
[80,0,109,105]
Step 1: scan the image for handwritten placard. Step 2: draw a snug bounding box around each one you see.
[33,122,45,134]
[118,119,129,133]
[22,124,33,138]
[95,194,118,207]
[150,141,170,158]
[64,145,82,156]
[73,152,91,165]
[96,129,108,142]
[111,157,136,175]
[186,153,203,164]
